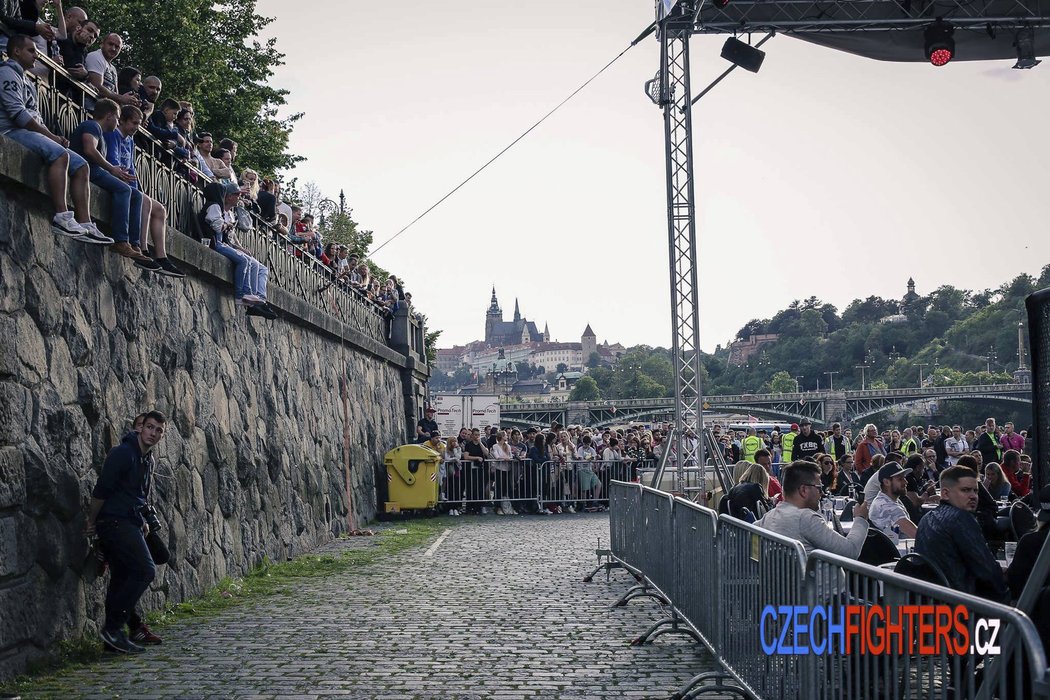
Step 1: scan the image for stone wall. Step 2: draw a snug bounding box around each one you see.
[0,141,421,679]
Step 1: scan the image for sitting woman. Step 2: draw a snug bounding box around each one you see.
[818,453,838,493]
[983,462,1012,501]
[724,463,772,520]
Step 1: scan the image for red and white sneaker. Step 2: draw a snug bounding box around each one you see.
[129,623,162,645]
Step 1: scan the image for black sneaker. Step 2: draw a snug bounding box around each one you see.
[134,257,162,273]
[153,258,186,278]
[246,304,277,320]
[100,628,145,654]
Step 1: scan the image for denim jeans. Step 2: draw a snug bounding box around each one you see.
[213,240,252,298]
[245,255,269,299]
[96,518,155,633]
[89,166,132,242]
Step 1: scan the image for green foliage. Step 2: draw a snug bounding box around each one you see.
[569,376,601,401]
[769,370,797,393]
[86,0,302,175]
[424,328,440,365]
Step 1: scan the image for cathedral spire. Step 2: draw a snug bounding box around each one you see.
[513,298,521,322]
[488,285,501,315]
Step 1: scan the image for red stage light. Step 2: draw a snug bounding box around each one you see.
[924,20,955,67]
[929,48,953,66]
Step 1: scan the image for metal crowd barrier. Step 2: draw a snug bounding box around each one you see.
[438,460,633,511]
[807,550,1050,700]
[600,482,1050,700]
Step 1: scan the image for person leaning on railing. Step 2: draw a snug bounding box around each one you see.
[754,460,870,557]
[0,34,112,244]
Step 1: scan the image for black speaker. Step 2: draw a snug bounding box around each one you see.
[721,37,766,74]
[1026,288,1050,489]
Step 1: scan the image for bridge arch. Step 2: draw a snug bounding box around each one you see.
[848,394,1032,425]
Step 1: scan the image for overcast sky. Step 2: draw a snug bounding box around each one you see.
[257,1,1050,352]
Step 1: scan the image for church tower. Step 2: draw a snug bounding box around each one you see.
[485,286,502,344]
[543,322,550,342]
[513,298,521,322]
[582,323,597,362]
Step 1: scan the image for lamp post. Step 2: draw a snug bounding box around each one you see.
[916,363,928,387]
[854,364,868,391]
[793,375,803,393]
[824,371,838,391]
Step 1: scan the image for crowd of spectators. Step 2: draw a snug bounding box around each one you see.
[0,2,413,322]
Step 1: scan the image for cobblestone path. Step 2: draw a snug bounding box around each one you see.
[19,514,726,699]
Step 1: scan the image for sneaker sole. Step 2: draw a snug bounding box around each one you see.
[52,225,86,238]
[79,235,115,246]
[154,269,186,278]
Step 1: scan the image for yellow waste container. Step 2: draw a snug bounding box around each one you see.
[384,444,441,512]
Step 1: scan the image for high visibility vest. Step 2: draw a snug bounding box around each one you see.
[742,435,762,462]
[901,438,918,455]
[782,431,797,462]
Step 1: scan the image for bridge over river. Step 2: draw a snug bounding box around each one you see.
[499,383,1032,429]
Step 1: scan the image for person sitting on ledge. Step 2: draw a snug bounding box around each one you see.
[71,98,161,269]
[0,34,112,244]
[103,104,184,277]
[200,181,276,318]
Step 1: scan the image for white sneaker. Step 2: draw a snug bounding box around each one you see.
[51,213,87,238]
[567,505,576,514]
[241,294,266,306]
[77,222,114,245]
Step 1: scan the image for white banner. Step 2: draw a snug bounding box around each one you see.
[430,394,501,435]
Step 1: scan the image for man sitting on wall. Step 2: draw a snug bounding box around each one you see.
[70,98,160,269]
[0,34,112,244]
[103,104,184,277]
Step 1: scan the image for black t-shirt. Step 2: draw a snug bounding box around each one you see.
[793,432,822,461]
[462,441,485,461]
[58,37,88,69]
[416,418,438,442]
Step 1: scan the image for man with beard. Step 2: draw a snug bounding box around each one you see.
[869,462,917,544]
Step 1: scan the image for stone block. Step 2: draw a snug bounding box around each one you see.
[0,252,24,313]
[0,446,25,508]
[24,267,62,334]
[0,381,31,444]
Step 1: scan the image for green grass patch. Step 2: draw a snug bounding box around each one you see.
[0,517,455,695]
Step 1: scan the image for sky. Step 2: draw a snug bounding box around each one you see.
[257,1,1050,352]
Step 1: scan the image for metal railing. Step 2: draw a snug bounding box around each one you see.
[22,50,410,348]
[603,481,1050,700]
[438,459,635,510]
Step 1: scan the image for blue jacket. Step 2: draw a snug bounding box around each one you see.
[92,431,154,525]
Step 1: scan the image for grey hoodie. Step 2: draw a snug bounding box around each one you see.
[0,58,41,135]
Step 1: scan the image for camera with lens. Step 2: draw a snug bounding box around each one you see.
[143,504,163,533]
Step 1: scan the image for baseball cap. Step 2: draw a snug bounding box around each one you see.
[429,430,440,439]
[424,405,436,413]
[799,418,812,426]
[790,423,799,431]
[1037,485,1050,523]
[877,462,911,483]
[222,182,241,197]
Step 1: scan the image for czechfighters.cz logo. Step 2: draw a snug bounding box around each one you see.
[760,605,1001,656]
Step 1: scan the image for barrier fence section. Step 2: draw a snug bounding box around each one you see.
[603,482,1050,700]
[438,460,633,510]
[717,514,810,699]
[807,550,1050,700]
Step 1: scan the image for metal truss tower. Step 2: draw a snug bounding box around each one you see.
[654,1,705,498]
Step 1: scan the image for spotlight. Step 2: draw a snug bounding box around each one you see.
[1014,26,1042,69]
[924,20,955,66]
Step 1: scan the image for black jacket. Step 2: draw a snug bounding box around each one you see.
[92,432,154,526]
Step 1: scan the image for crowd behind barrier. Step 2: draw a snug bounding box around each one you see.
[0,9,418,344]
[606,481,1050,700]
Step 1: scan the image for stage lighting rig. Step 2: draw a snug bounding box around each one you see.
[1014,26,1042,69]
[924,19,955,66]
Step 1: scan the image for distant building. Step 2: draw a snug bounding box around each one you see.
[485,287,548,346]
[882,277,921,324]
[727,333,780,366]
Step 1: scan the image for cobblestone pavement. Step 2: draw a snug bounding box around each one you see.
[20,514,730,699]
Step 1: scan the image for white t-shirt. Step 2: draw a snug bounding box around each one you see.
[944,436,969,465]
[869,491,910,544]
[84,49,116,108]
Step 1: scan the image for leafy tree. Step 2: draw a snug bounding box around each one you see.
[569,376,601,401]
[424,328,440,365]
[769,371,796,393]
[556,363,569,374]
[586,352,602,369]
[87,0,302,175]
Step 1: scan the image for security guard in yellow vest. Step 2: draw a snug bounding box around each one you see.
[741,427,763,463]
[781,423,798,463]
